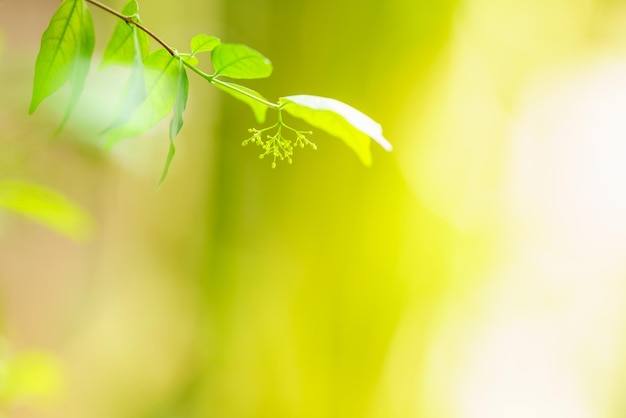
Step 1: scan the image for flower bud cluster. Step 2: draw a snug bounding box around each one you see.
[242,122,316,168]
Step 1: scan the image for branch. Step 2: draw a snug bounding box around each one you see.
[84,0,282,110]
[85,0,176,55]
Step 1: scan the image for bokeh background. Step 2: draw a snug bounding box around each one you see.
[2,0,626,417]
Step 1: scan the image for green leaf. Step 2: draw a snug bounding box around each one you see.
[213,81,269,123]
[29,0,95,115]
[211,43,272,79]
[103,26,148,131]
[106,49,181,146]
[56,3,95,134]
[0,179,94,241]
[100,0,150,68]
[121,0,138,15]
[158,58,189,187]
[279,95,392,166]
[190,34,220,54]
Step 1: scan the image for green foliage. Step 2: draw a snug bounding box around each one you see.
[100,0,149,67]
[211,43,273,79]
[0,338,64,407]
[29,0,391,182]
[0,179,93,241]
[105,49,181,147]
[0,350,64,405]
[213,81,269,123]
[29,0,95,134]
[103,27,148,133]
[280,95,392,166]
[159,58,189,187]
[190,34,220,55]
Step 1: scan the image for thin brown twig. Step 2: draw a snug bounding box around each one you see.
[84,0,176,55]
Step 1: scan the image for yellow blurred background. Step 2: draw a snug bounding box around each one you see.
[2,0,626,417]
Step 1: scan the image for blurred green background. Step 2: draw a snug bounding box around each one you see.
[2,0,626,417]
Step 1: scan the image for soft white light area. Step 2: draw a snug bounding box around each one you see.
[457,319,591,418]
[386,56,626,418]
[451,57,626,418]
[500,57,626,330]
[507,58,626,269]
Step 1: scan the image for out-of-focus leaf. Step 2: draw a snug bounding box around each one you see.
[190,34,220,54]
[279,95,392,166]
[103,26,147,131]
[56,3,95,133]
[100,0,150,67]
[214,81,269,123]
[211,43,272,79]
[0,351,64,404]
[29,0,95,119]
[0,179,94,241]
[106,49,180,146]
[158,58,189,187]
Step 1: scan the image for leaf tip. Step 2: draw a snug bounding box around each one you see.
[156,143,176,189]
[28,97,40,115]
[376,134,393,152]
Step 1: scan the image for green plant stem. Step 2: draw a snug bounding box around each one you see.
[180,61,280,110]
[85,0,282,112]
[277,107,283,124]
[209,78,282,110]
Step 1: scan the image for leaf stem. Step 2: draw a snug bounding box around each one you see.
[84,0,176,56]
[210,78,281,110]
[182,59,214,81]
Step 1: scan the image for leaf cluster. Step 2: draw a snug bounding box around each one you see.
[29,0,392,184]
